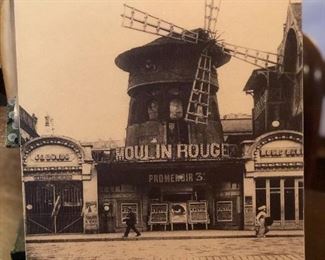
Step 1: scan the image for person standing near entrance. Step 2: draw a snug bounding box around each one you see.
[255,205,269,238]
[123,207,141,238]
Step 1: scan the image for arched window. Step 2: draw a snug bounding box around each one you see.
[169,99,183,120]
[147,100,158,120]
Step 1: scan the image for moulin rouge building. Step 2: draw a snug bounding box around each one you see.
[95,32,247,232]
[94,3,303,233]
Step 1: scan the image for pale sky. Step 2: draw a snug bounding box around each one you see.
[15,0,291,142]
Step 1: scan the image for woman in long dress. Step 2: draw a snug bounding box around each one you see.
[256,205,268,237]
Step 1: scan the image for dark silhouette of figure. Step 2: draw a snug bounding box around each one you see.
[123,208,141,238]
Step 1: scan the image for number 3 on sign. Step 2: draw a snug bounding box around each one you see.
[195,172,204,182]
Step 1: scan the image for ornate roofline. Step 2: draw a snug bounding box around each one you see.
[246,130,303,158]
[22,135,85,164]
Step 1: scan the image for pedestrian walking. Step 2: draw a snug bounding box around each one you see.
[122,207,141,238]
[255,205,271,238]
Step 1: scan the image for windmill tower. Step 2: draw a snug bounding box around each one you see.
[116,1,282,146]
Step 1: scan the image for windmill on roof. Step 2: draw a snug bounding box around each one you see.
[115,0,283,146]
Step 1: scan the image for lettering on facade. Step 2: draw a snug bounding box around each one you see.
[114,143,223,162]
[148,172,206,184]
[34,153,71,162]
[32,174,73,181]
[259,147,303,158]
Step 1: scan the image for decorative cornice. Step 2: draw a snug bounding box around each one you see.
[253,132,302,158]
[255,162,303,171]
[246,130,303,159]
[22,136,85,165]
[23,166,82,172]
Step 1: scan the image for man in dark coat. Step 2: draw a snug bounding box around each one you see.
[123,208,141,237]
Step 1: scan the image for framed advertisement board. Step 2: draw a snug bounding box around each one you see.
[121,203,138,226]
[216,201,233,222]
[148,203,169,231]
[169,202,188,230]
[188,201,209,229]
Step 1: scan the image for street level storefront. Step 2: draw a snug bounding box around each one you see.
[22,136,98,234]
[242,130,303,230]
[96,143,245,232]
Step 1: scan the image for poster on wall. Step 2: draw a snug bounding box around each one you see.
[84,201,99,232]
[121,203,139,225]
[169,202,188,223]
[216,201,233,222]
[149,203,169,224]
[244,196,254,225]
[188,201,209,224]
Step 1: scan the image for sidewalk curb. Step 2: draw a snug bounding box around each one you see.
[26,234,304,243]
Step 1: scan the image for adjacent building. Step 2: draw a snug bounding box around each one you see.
[22,136,97,234]
[221,114,252,144]
[19,106,39,144]
[241,2,303,230]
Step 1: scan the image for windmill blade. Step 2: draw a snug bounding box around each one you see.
[121,4,199,44]
[217,41,283,70]
[204,0,221,38]
[185,49,212,125]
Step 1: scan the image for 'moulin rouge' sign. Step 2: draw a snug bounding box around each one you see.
[112,143,237,162]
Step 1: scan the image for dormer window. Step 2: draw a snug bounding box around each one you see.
[169,99,183,120]
[148,100,158,120]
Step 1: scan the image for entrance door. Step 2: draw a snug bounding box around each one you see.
[284,179,295,221]
[298,180,304,222]
[215,181,242,229]
[270,179,281,222]
[255,178,304,229]
[25,181,83,234]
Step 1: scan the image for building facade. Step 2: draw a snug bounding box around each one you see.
[19,106,39,144]
[221,114,252,144]
[242,3,303,230]
[22,136,98,234]
[242,131,303,230]
[96,144,243,232]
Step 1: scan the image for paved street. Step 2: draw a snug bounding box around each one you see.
[26,237,304,260]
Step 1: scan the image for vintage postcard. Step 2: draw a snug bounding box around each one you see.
[16,0,303,259]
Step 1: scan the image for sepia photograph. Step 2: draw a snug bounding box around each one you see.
[15,0,303,259]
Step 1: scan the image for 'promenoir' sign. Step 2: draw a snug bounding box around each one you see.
[114,143,225,162]
[148,172,206,184]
